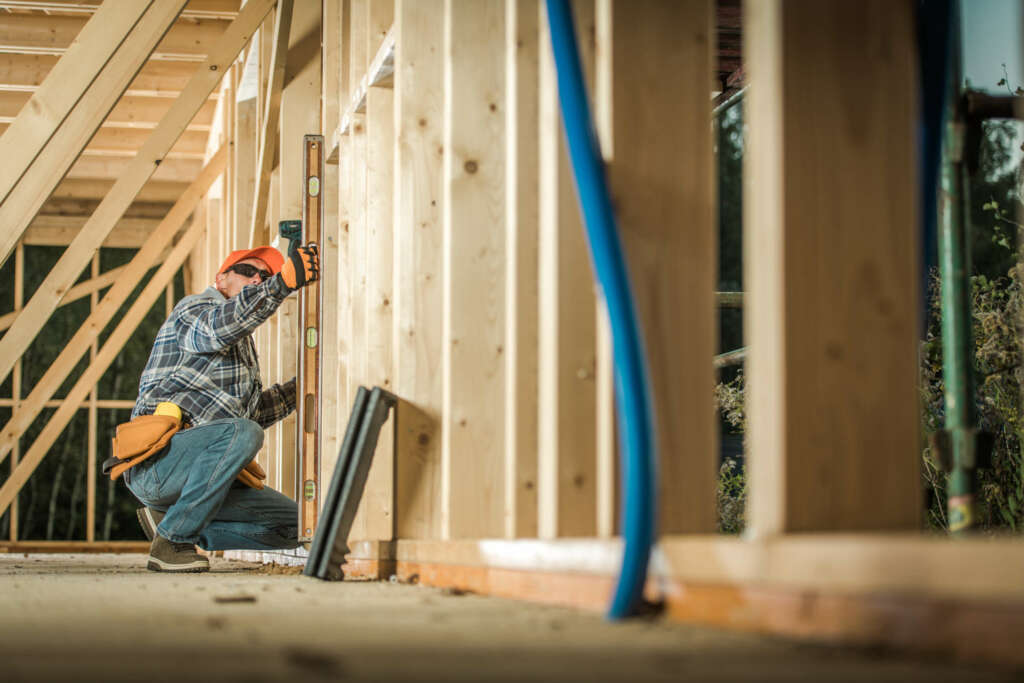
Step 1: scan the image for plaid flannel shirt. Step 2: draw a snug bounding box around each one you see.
[132,275,296,428]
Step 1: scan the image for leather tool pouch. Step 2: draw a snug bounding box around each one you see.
[102,414,268,490]
[102,414,180,481]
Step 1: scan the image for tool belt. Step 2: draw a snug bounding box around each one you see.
[102,404,267,489]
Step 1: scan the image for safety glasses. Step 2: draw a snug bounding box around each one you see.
[228,263,272,282]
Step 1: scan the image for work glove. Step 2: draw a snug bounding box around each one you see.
[236,460,267,489]
[280,243,320,289]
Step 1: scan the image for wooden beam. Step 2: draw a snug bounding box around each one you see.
[0,1,239,19]
[345,0,368,540]
[0,399,136,409]
[441,0,506,539]
[504,0,539,539]
[318,0,342,493]
[66,156,203,182]
[0,0,273,388]
[247,0,293,248]
[0,1,186,269]
[393,0,444,540]
[21,216,160,248]
[51,178,188,203]
[607,1,717,533]
[0,540,151,553]
[272,0,319,506]
[744,1,920,533]
[0,54,207,97]
[0,209,209,517]
[86,252,98,542]
[9,242,22,541]
[0,123,209,158]
[0,12,230,61]
[0,0,152,221]
[233,48,257,249]
[537,0,598,539]
[0,147,225,468]
[362,0,395,542]
[0,92,216,130]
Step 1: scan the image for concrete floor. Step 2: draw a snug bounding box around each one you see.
[0,554,1017,683]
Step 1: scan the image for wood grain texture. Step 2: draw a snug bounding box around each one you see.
[442,0,506,539]
[744,0,920,533]
[274,0,321,504]
[537,0,598,539]
[607,0,717,534]
[364,77,396,540]
[503,0,539,539]
[393,0,444,540]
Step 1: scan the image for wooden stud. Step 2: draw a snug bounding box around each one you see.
[0,1,187,269]
[393,0,444,540]
[318,0,343,507]
[9,242,22,542]
[605,0,717,534]
[537,0,598,538]
[87,252,99,542]
[272,0,321,503]
[503,0,540,539]
[0,0,274,388]
[744,0,920,533]
[441,0,506,539]
[234,46,258,250]
[0,214,209,517]
[247,0,294,248]
[0,148,227,467]
[363,0,395,541]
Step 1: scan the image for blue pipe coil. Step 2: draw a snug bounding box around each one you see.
[544,0,658,619]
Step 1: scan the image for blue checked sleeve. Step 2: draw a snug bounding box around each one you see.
[176,275,291,354]
[255,377,296,428]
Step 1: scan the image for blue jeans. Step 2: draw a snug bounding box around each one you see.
[124,418,299,551]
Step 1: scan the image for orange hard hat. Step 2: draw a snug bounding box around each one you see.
[216,246,285,277]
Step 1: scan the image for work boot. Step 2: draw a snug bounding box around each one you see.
[136,507,165,542]
[147,535,210,573]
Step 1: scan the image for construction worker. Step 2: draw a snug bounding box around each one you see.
[121,243,320,572]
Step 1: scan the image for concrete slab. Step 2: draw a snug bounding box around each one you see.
[0,554,1016,682]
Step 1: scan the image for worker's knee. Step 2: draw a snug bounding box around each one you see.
[230,418,264,456]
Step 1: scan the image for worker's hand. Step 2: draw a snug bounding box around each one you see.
[280,243,319,289]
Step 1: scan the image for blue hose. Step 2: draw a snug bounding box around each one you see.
[544,0,657,619]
